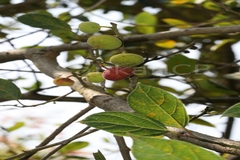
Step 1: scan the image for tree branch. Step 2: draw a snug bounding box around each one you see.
[124,25,240,42]
[1,25,240,63]
[181,96,240,104]
[5,128,98,160]
[166,127,240,155]
[114,136,132,160]
[2,24,240,157]
[17,105,95,160]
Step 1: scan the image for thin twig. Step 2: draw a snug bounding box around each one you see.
[138,40,196,66]
[211,0,240,17]
[4,128,98,160]
[13,104,95,160]
[17,90,75,107]
[42,126,91,160]
[78,0,106,15]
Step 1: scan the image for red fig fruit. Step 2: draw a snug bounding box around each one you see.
[102,67,134,81]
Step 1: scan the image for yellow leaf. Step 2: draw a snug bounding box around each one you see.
[155,40,176,48]
[170,0,189,5]
[162,18,192,28]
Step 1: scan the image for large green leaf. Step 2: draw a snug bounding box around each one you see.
[17,14,71,31]
[0,78,21,100]
[127,83,189,127]
[81,112,167,136]
[222,102,240,118]
[166,54,197,75]
[132,137,224,160]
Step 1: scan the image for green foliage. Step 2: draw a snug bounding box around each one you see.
[23,81,42,91]
[135,11,157,34]
[127,83,189,127]
[192,75,238,97]
[132,137,224,160]
[59,141,89,154]
[17,14,71,31]
[0,78,21,100]
[222,102,240,118]
[93,150,106,160]
[166,54,197,75]
[51,29,81,42]
[81,112,167,136]
[190,118,215,127]
[6,122,25,132]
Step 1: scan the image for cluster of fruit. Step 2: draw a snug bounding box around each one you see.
[54,22,144,86]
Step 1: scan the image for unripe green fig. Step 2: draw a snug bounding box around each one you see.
[79,22,101,33]
[86,72,105,83]
[102,67,134,81]
[110,53,144,67]
[87,35,122,50]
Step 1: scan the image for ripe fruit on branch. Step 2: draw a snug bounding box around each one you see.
[87,35,122,50]
[85,72,105,83]
[53,77,74,86]
[102,67,134,81]
[78,22,101,33]
[110,53,144,67]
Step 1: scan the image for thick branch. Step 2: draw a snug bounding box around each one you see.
[20,49,133,112]
[1,25,240,63]
[166,127,240,155]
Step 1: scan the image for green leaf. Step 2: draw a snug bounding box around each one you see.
[59,141,89,154]
[23,81,42,91]
[6,122,25,132]
[0,78,21,100]
[127,83,189,127]
[51,29,81,43]
[132,137,224,160]
[58,12,71,22]
[135,11,157,34]
[67,50,88,61]
[203,1,220,11]
[222,102,240,118]
[190,118,215,127]
[81,112,167,136]
[210,39,235,51]
[93,150,106,160]
[192,75,238,97]
[17,14,71,31]
[166,54,197,75]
